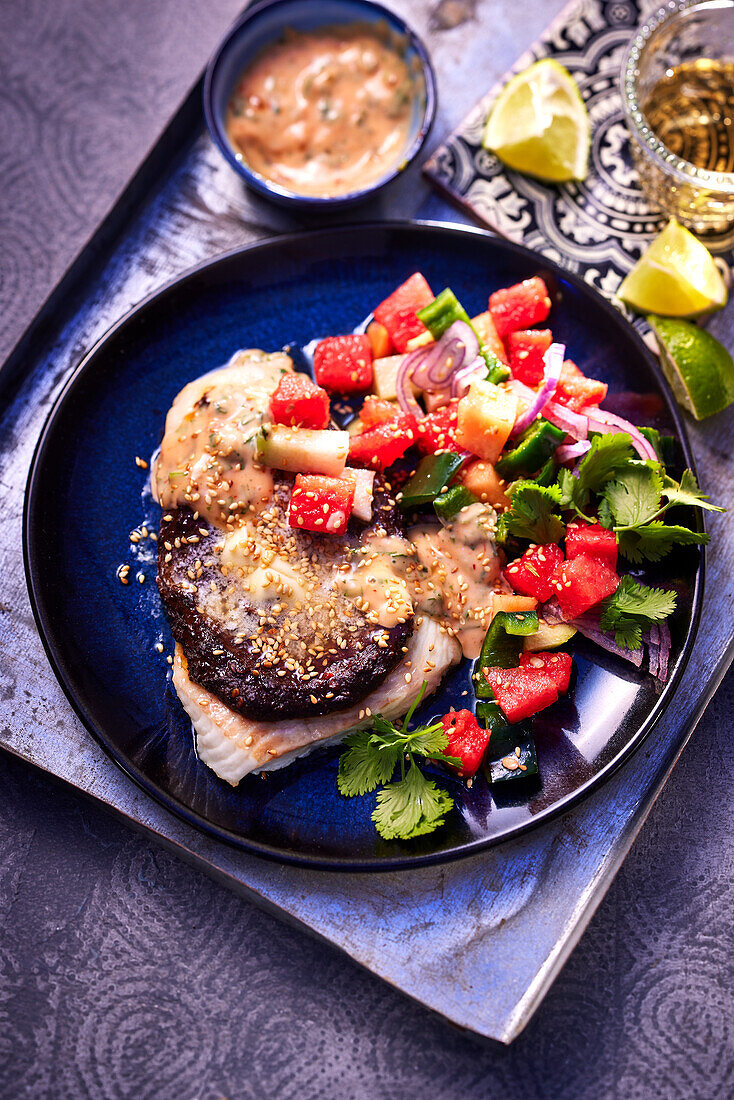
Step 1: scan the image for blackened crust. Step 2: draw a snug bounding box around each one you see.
[157,479,413,721]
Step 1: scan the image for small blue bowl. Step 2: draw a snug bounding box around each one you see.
[203,0,437,210]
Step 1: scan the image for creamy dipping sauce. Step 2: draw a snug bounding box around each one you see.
[226,23,419,197]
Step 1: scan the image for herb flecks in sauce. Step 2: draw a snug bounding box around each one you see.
[226,23,419,198]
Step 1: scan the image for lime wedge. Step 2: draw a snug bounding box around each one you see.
[618,219,728,318]
[482,59,590,183]
[648,315,734,419]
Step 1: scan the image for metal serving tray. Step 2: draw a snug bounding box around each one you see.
[1,0,732,1042]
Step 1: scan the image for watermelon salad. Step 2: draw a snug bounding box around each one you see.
[255,271,721,840]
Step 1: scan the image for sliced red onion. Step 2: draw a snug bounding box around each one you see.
[545,401,590,440]
[510,342,565,438]
[647,624,660,679]
[507,379,590,440]
[451,356,486,399]
[573,618,644,667]
[556,440,591,464]
[412,320,479,392]
[395,354,425,419]
[585,408,658,462]
[656,621,671,682]
[396,321,480,416]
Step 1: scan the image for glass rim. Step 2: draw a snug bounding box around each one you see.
[621,0,734,192]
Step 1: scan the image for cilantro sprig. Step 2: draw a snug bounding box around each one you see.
[599,576,677,650]
[499,434,719,561]
[557,432,637,517]
[337,683,459,841]
[550,433,719,564]
[497,482,565,544]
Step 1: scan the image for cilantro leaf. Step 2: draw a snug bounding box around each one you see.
[406,724,453,759]
[662,468,725,513]
[497,482,565,544]
[337,731,399,796]
[617,522,709,563]
[369,715,453,758]
[337,683,457,840]
[555,467,578,510]
[372,764,454,840]
[597,497,614,529]
[575,433,637,500]
[554,434,636,516]
[599,576,677,650]
[603,462,663,528]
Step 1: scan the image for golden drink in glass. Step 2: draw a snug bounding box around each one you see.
[622,1,734,236]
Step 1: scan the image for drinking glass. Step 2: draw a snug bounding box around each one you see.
[621,0,734,235]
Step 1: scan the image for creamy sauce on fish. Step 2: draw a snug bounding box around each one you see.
[336,534,414,629]
[155,351,419,679]
[408,503,503,659]
[153,349,290,529]
[225,23,418,198]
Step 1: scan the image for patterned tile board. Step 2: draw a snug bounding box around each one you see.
[424,0,734,300]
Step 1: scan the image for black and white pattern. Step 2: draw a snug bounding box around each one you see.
[424,0,734,300]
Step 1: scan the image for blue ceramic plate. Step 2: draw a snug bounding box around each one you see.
[23,223,703,870]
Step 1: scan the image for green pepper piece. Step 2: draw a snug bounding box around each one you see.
[535,457,558,487]
[474,610,539,698]
[486,732,539,784]
[398,452,466,510]
[417,288,471,338]
[485,357,511,384]
[416,287,510,383]
[638,425,675,466]
[475,700,512,739]
[496,419,566,479]
[434,484,477,522]
[638,426,662,461]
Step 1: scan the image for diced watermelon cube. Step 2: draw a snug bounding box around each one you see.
[489,277,552,337]
[439,710,491,777]
[373,273,434,352]
[414,400,461,454]
[357,395,415,430]
[348,402,417,470]
[269,372,331,430]
[554,359,607,412]
[519,651,573,693]
[314,335,373,394]
[566,522,618,571]
[551,554,619,620]
[506,329,553,387]
[484,665,559,722]
[288,474,355,535]
[503,543,564,602]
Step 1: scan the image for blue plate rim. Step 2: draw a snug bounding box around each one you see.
[22,220,705,872]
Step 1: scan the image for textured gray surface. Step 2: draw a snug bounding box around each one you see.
[1,0,733,1096]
